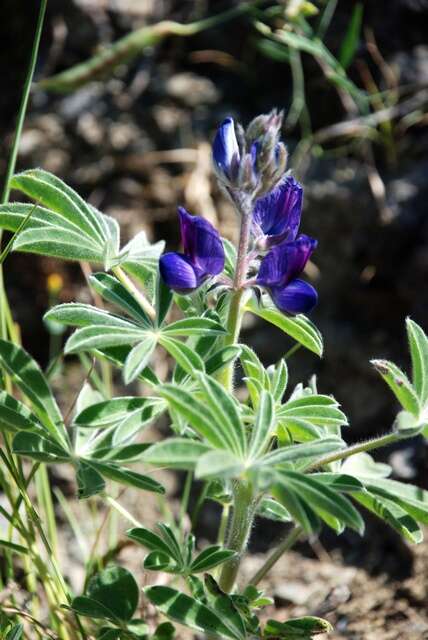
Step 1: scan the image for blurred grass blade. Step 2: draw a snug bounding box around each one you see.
[339,3,364,69]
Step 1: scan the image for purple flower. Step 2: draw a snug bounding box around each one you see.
[212,117,240,180]
[252,176,303,247]
[256,235,318,315]
[159,208,225,293]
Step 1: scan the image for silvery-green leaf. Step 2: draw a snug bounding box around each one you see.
[371,359,420,416]
[90,272,153,326]
[406,318,428,407]
[65,326,145,353]
[245,297,323,357]
[142,438,212,470]
[123,335,157,384]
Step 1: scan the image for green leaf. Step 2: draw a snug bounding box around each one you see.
[277,395,348,429]
[406,318,428,406]
[12,431,70,463]
[70,596,116,621]
[311,473,365,493]
[205,346,242,376]
[75,396,159,428]
[158,385,232,452]
[162,317,226,337]
[5,624,24,640]
[341,452,391,479]
[272,482,320,535]
[0,539,29,555]
[270,359,288,402]
[12,227,104,263]
[195,450,244,480]
[11,169,106,243]
[0,403,40,433]
[145,586,244,640]
[65,326,145,353]
[257,437,345,468]
[245,298,323,357]
[156,270,173,325]
[247,391,275,460]
[159,336,205,377]
[197,373,246,457]
[353,491,422,544]
[86,460,165,494]
[362,477,428,525]
[90,272,153,327]
[45,303,140,329]
[0,340,65,442]
[257,497,292,523]
[338,2,363,69]
[203,575,247,640]
[144,551,178,573]
[76,461,106,499]
[123,336,157,384]
[281,471,365,534]
[371,359,420,416]
[240,345,269,390]
[127,526,176,559]
[142,438,212,470]
[265,616,333,638]
[86,566,139,621]
[190,546,236,573]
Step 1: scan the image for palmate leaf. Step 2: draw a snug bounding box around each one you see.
[159,385,238,453]
[89,272,153,327]
[76,461,106,499]
[360,477,428,525]
[145,586,245,640]
[190,547,236,573]
[273,470,364,535]
[162,317,226,337]
[45,303,141,329]
[245,297,323,357]
[0,340,66,444]
[142,438,212,470]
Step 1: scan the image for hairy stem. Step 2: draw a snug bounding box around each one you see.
[247,525,303,587]
[219,481,255,592]
[306,431,400,472]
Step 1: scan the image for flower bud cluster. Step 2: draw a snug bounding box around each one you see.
[212,110,287,200]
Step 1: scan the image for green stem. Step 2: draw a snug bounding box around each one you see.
[218,481,255,593]
[247,525,303,587]
[306,431,399,472]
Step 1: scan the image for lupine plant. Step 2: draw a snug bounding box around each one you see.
[1,110,428,640]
